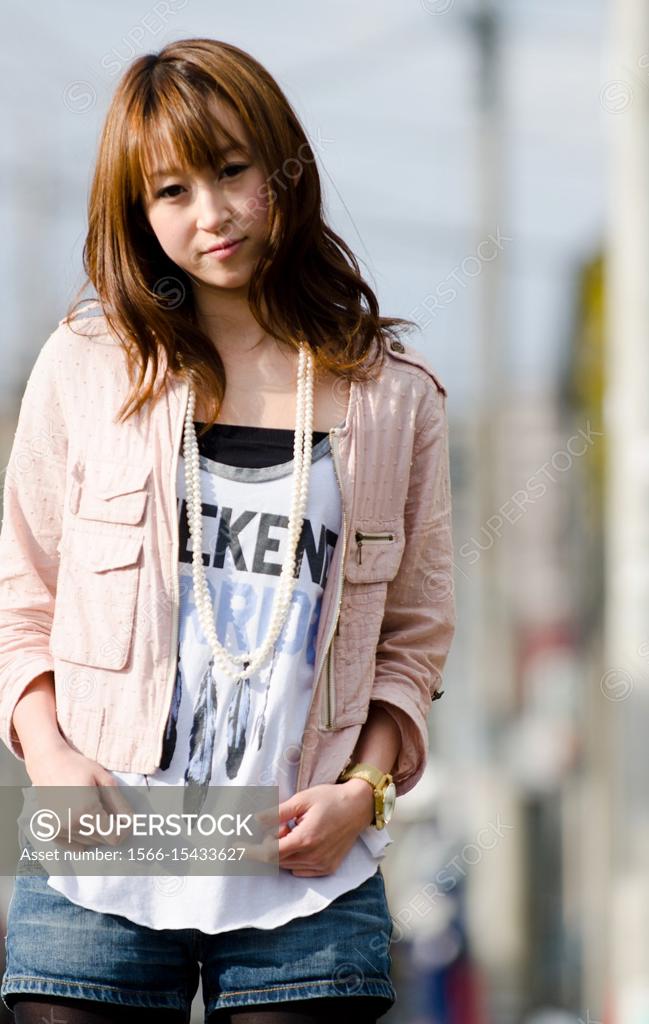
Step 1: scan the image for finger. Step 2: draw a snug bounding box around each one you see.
[95,810,118,846]
[99,779,135,818]
[241,830,280,861]
[68,792,110,846]
[96,781,134,844]
[258,820,292,840]
[271,793,311,829]
[97,806,131,846]
[69,819,101,846]
[254,819,284,842]
[254,804,281,828]
[238,843,264,864]
[57,829,96,849]
[276,829,311,857]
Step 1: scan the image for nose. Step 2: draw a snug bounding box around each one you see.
[195,183,233,234]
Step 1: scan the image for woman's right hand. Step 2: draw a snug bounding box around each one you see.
[23,738,133,850]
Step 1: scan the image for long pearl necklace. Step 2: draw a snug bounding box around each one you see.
[182,344,315,684]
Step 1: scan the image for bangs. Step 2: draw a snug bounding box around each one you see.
[128,83,255,203]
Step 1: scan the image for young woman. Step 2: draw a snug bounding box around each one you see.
[0,38,455,1024]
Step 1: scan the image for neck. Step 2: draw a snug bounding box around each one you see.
[193,288,278,366]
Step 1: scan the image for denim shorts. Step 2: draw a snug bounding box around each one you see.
[1,866,395,1020]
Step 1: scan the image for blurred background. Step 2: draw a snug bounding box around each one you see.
[0,0,642,1020]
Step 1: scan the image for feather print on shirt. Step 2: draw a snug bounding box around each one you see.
[225,666,251,779]
[159,653,183,771]
[183,657,218,817]
[253,646,279,751]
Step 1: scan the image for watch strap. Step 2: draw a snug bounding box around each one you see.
[338,762,390,788]
[337,762,393,828]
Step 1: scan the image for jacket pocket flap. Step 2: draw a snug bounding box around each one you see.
[344,523,405,583]
[61,527,144,572]
[84,458,152,498]
[72,458,152,525]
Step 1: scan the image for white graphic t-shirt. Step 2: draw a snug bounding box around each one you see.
[46,422,392,932]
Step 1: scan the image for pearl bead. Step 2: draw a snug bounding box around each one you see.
[183,345,315,684]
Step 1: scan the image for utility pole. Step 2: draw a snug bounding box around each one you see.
[465,4,525,1023]
[605,0,649,1020]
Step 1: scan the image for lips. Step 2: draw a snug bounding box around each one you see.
[205,238,244,253]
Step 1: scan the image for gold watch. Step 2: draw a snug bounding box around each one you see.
[337,761,396,829]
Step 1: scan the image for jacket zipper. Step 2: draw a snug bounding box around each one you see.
[325,640,335,728]
[355,530,395,564]
[296,425,347,790]
[155,378,189,767]
[322,428,347,729]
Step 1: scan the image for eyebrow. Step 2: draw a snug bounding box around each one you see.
[149,147,247,179]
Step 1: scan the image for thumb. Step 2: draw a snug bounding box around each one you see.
[97,774,133,815]
[276,792,310,826]
[95,771,134,841]
[255,793,310,830]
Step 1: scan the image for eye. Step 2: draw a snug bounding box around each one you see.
[221,163,249,179]
[155,184,185,200]
[153,164,249,200]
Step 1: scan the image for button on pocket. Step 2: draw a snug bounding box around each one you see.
[50,524,144,670]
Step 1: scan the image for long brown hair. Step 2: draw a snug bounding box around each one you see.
[63,38,416,431]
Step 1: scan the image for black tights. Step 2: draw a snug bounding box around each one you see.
[12,993,390,1023]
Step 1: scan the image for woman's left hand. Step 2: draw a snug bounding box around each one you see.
[257,780,376,877]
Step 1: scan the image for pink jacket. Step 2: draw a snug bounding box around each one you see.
[0,308,455,797]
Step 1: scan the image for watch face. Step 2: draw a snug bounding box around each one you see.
[383,782,397,824]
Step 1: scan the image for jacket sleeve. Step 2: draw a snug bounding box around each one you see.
[370,381,456,796]
[0,331,67,760]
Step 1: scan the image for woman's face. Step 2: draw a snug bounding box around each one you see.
[142,115,271,296]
